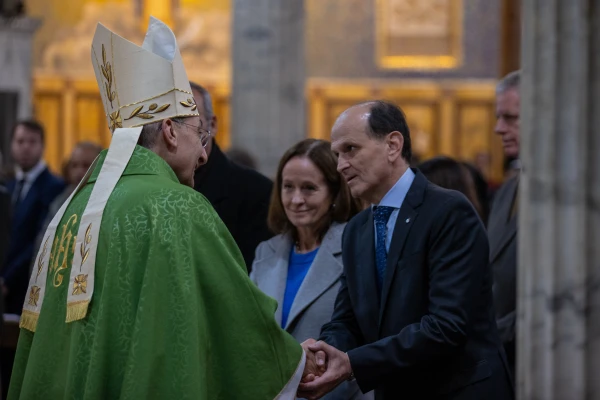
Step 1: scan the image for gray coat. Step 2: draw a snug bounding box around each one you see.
[488,175,518,375]
[251,222,372,400]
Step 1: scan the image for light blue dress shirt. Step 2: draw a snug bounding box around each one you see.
[373,168,416,252]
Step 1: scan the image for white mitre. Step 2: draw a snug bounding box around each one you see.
[92,16,199,131]
[21,17,197,332]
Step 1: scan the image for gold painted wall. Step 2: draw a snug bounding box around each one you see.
[35,77,503,183]
[33,77,231,173]
[27,0,504,182]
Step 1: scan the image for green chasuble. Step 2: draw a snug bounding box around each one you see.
[9,146,302,399]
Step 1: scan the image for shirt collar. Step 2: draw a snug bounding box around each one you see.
[15,160,46,183]
[373,167,415,209]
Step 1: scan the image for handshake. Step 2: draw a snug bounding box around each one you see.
[297,339,353,400]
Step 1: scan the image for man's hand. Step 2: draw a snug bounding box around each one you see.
[301,339,327,383]
[298,341,353,400]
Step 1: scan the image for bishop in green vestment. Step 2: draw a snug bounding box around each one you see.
[9,145,305,399]
[8,17,311,400]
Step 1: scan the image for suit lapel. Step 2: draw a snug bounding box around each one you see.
[285,224,345,330]
[379,170,426,326]
[358,210,381,335]
[252,235,291,326]
[489,177,518,263]
[14,172,43,225]
[379,206,417,325]
[285,227,343,329]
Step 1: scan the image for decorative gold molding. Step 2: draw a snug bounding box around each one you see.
[375,0,464,70]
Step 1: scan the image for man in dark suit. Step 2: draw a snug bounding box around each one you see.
[299,101,513,399]
[190,83,273,272]
[488,70,521,377]
[1,120,65,314]
[0,180,9,332]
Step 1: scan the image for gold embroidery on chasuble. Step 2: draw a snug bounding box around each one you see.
[72,223,92,296]
[28,286,41,306]
[49,213,78,288]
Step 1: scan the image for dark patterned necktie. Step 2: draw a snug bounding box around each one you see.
[373,206,395,291]
[12,178,26,206]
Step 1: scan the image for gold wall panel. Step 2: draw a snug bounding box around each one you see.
[375,0,463,69]
[33,77,231,175]
[307,79,504,183]
[34,76,503,184]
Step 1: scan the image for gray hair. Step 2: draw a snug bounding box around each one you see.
[496,70,520,94]
[137,118,184,149]
[189,81,214,119]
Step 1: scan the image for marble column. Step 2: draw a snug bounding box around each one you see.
[518,1,600,399]
[231,0,305,177]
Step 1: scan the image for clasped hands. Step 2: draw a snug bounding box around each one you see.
[298,339,353,400]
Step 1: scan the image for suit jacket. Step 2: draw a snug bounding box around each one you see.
[251,223,371,400]
[2,167,65,313]
[194,143,273,273]
[487,175,518,375]
[320,170,513,400]
[0,185,9,336]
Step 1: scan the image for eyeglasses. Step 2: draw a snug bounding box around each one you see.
[176,121,211,148]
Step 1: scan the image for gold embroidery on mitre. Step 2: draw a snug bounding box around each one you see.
[50,214,78,288]
[72,274,88,296]
[124,103,171,121]
[119,88,192,108]
[129,113,203,128]
[101,44,117,108]
[79,223,92,271]
[109,110,122,131]
[28,286,41,306]
[180,97,197,111]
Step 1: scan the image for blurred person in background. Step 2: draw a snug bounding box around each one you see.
[488,70,522,379]
[417,156,486,223]
[191,82,273,273]
[251,139,366,400]
[225,147,258,170]
[31,141,103,275]
[1,120,65,314]
[462,161,491,226]
[0,162,8,334]
[49,141,103,220]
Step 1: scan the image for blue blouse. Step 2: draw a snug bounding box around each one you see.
[281,246,319,328]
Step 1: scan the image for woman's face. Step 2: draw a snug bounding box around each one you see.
[281,156,332,232]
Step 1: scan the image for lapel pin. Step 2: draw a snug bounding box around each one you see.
[405,218,410,223]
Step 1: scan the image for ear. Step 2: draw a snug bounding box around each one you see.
[161,119,178,150]
[386,131,404,162]
[210,115,218,135]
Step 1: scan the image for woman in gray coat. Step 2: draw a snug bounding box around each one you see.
[251,139,370,400]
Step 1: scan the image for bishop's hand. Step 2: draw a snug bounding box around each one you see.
[300,338,327,383]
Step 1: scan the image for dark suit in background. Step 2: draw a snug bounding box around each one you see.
[2,168,65,314]
[320,170,513,399]
[0,184,10,335]
[194,143,273,273]
[487,174,519,377]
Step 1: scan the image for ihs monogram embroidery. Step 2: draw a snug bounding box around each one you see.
[49,214,78,288]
